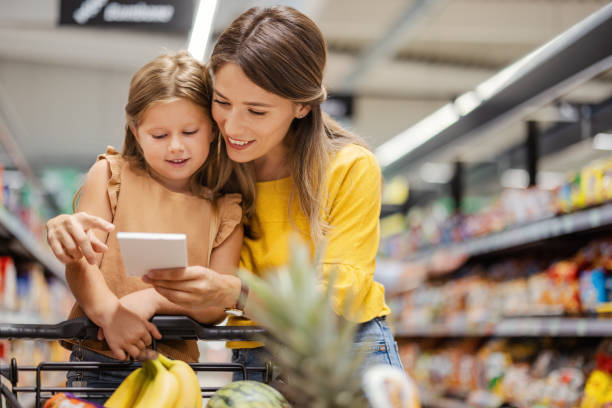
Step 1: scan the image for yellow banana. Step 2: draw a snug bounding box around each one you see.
[104,366,148,408]
[133,357,179,408]
[158,354,202,408]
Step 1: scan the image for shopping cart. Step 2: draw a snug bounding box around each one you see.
[0,315,270,408]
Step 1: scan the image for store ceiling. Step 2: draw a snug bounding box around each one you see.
[0,0,611,193]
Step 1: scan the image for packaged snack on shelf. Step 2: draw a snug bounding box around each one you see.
[581,369,612,408]
[602,158,612,202]
[580,268,610,312]
[582,162,605,207]
[548,260,582,314]
[1,256,17,311]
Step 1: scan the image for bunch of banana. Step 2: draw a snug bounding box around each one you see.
[105,353,202,408]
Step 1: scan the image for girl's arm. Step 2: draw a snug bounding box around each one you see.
[65,160,160,359]
[142,224,244,323]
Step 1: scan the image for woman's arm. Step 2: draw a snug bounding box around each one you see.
[143,224,244,323]
[318,148,385,319]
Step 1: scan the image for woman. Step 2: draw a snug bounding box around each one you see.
[46,5,403,379]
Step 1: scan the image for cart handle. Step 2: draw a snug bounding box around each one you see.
[0,315,266,341]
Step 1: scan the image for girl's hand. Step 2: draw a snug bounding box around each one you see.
[98,301,162,361]
[46,212,115,265]
[143,266,239,310]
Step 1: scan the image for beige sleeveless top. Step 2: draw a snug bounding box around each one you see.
[62,147,242,362]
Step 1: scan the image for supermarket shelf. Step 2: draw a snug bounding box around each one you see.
[406,202,612,261]
[397,317,612,338]
[0,311,46,325]
[0,207,64,283]
[422,398,469,408]
[420,391,470,408]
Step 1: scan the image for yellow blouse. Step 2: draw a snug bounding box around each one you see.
[228,144,390,348]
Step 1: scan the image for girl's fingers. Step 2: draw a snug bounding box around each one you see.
[78,212,115,233]
[126,344,141,360]
[146,322,162,340]
[57,228,82,260]
[141,328,152,346]
[90,232,109,254]
[110,346,126,361]
[48,235,72,264]
[66,218,97,265]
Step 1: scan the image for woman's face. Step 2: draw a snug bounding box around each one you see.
[212,63,310,165]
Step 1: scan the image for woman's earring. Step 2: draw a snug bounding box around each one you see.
[217,135,222,157]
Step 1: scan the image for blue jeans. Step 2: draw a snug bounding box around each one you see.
[231,316,403,382]
[66,346,131,405]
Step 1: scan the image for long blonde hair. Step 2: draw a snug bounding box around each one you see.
[210,6,364,244]
[122,51,256,233]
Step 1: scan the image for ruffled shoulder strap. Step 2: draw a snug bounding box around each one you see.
[96,146,123,216]
[213,193,243,248]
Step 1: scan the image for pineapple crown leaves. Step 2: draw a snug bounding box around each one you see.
[238,238,368,408]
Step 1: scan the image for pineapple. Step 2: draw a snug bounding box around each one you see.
[239,240,368,408]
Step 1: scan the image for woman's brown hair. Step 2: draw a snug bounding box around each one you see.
[210,6,364,244]
[122,51,256,230]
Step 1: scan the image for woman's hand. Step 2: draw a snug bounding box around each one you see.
[143,266,240,311]
[97,300,162,361]
[46,212,115,265]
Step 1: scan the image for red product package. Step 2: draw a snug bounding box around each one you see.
[43,393,105,408]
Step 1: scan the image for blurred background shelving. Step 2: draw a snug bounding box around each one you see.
[2,1,612,407]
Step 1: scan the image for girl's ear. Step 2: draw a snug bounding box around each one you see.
[295,104,311,119]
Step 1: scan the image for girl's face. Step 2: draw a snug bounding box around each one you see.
[132,98,213,193]
[212,63,310,168]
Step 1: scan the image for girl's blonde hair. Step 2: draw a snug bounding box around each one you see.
[123,51,257,233]
[210,6,364,244]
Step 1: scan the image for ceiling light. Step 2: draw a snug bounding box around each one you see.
[454,91,482,116]
[593,133,612,150]
[375,104,459,167]
[187,0,218,62]
[376,3,612,172]
[501,168,529,189]
[419,162,453,184]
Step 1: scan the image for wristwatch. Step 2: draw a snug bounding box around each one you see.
[224,276,249,317]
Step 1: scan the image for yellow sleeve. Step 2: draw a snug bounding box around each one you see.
[319,147,384,322]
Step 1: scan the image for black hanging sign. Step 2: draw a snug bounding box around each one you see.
[59,0,195,32]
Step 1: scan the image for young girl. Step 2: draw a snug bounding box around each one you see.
[56,51,254,394]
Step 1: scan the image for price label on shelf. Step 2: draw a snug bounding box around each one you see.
[576,320,588,336]
[589,209,602,228]
[549,319,561,336]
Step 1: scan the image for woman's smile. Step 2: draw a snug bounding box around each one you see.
[227,136,255,150]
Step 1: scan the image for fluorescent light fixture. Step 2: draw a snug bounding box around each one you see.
[420,162,453,184]
[375,104,459,167]
[454,90,482,116]
[187,0,218,62]
[501,168,529,189]
[593,133,612,150]
[376,3,612,171]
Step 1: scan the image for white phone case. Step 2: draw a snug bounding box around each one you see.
[117,232,187,277]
